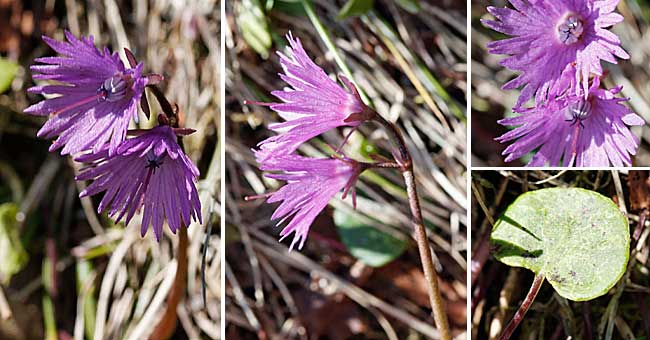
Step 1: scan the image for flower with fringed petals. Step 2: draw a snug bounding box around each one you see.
[497,77,644,167]
[482,0,629,108]
[25,30,150,155]
[247,32,372,161]
[252,153,364,250]
[76,125,202,240]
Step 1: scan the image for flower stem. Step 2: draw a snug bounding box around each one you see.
[499,273,545,340]
[150,227,188,340]
[372,113,410,165]
[148,84,179,126]
[372,113,451,340]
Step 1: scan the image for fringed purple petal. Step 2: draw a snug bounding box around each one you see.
[257,155,359,250]
[26,31,148,155]
[76,126,202,240]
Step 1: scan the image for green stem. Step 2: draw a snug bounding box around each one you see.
[42,295,57,340]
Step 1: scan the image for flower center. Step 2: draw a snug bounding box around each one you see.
[557,14,584,45]
[98,73,131,102]
[142,150,165,195]
[565,99,591,127]
[145,151,165,171]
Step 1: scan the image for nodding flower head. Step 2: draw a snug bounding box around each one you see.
[24,30,149,155]
[247,32,371,163]
[250,153,365,250]
[496,77,644,167]
[76,125,202,241]
[482,0,629,108]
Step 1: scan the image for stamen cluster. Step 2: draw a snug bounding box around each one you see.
[25,31,202,240]
[483,0,645,166]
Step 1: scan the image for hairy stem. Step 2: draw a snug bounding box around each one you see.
[404,169,451,340]
[373,114,451,340]
[150,227,188,340]
[499,273,545,340]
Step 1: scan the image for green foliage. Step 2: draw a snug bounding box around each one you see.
[0,203,28,284]
[76,259,97,339]
[269,0,307,16]
[395,0,421,14]
[337,0,375,19]
[237,0,273,58]
[334,208,406,267]
[491,188,629,301]
[0,57,18,93]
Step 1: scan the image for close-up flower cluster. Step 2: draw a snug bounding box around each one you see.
[25,31,202,240]
[476,0,647,166]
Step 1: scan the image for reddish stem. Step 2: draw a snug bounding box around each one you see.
[471,230,491,287]
[634,209,647,241]
[582,301,593,340]
[499,273,545,340]
[150,227,188,339]
[372,113,451,340]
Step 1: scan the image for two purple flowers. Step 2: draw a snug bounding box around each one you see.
[25,31,201,240]
[484,0,645,166]
[247,33,374,250]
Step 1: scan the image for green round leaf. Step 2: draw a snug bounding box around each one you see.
[491,188,629,301]
[334,208,406,267]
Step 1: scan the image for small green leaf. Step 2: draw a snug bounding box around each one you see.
[237,0,273,58]
[395,0,421,14]
[0,58,18,93]
[337,0,375,19]
[271,0,307,16]
[75,259,97,338]
[491,188,629,301]
[334,208,406,267]
[0,203,28,284]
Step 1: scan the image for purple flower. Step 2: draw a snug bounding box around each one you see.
[256,153,363,250]
[25,30,148,155]
[483,0,628,107]
[76,126,201,240]
[250,33,370,163]
[497,77,644,166]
